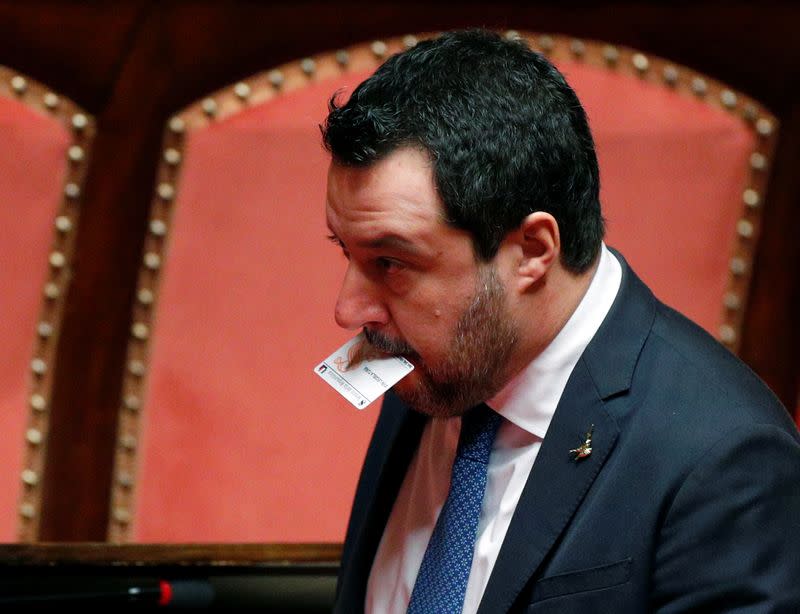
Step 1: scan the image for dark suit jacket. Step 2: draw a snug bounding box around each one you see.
[334,253,800,613]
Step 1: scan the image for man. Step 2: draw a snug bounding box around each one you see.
[321,29,800,613]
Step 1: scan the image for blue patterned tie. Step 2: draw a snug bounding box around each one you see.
[407,404,501,614]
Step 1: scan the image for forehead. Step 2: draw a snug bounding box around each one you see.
[325,147,447,240]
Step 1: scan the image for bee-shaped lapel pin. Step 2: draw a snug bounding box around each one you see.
[569,424,594,461]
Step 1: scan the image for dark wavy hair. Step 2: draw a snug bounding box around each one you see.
[321,29,604,272]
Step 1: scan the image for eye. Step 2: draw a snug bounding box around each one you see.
[375,257,403,274]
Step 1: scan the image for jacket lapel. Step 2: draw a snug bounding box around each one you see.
[478,252,656,613]
[478,361,619,613]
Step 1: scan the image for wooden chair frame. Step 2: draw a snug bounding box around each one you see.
[0,65,96,542]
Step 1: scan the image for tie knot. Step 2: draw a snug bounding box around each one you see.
[457,403,501,464]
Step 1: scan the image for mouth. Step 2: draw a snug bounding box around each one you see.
[347,329,418,368]
[347,338,391,366]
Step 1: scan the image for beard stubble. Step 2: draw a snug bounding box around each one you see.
[357,265,519,418]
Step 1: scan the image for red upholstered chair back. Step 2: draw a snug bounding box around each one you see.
[107,33,778,543]
[0,67,95,541]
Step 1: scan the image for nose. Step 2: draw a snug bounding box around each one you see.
[334,263,389,330]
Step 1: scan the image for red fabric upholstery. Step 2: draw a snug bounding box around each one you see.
[0,97,70,541]
[569,66,753,331]
[133,60,755,542]
[134,72,375,542]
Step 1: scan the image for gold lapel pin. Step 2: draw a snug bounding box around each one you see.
[569,424,594,461]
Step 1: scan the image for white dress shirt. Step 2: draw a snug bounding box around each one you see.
[366,244,622,614]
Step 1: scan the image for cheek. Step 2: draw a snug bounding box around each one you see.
[387,278,476,352]
[394,309,458,360]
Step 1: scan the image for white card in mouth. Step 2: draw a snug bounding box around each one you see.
[314,333,415,409]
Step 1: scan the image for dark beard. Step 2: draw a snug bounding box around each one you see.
[363,266,519,417]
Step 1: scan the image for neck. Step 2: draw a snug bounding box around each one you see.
[509,255,600,376]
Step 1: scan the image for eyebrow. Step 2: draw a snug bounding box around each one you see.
[357,234,422,255]
[326,224,426,257]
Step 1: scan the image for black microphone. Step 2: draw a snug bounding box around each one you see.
[160,579,215,607]
[0,577,215,607]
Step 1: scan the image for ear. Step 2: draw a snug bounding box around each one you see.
[514,212,560,293]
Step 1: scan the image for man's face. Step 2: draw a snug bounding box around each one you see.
[326,147,519,417]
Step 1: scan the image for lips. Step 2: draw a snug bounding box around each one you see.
[349,330,419,368]
[347,336,389,367]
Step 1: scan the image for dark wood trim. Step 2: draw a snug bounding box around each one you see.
[0,543,341,567]
[739,103,800,406]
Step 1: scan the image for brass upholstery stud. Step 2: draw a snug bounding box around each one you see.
[150,219,167,236]
[743,104,758,122]
[131,322,149,340]
[49,251,66,268]
[720,90,738,109]
[662,65,679,85]
[402,35,418,49]
[743,189,760,208]
[300,58,316,76]
[168,117,185,134]
[234,82,251,100]
[43,283,60,300]
[128,360,146,376]
[37,321,54,338]
[68,145,84,162]
[268,70,285,88]
[21,469,38,486]
[124,395,141,411]
[736,219,754,238]
[164,148,181,165]
[11,75,27,94]
[335,50,349,66]
[26,429,43,445]
[570,39,586,58]
[538,35,555,53]
[19,503,35,519]
[117,473,134,488]
[31,358,47,375]
[43,92,60,109]
[113,508,131,524]
[120,434,137,451]
[64,183,80,198]
[723,292,741,310]
[371,40,388,58]
[55,216,72,233]
[730,257,747,275]
[691,77,707,96]
[201,98,217,117]
[71,113,88,130]
[157,183,175,201]
[504,30,521,41]
[144,252,161,270]
[756,118,773,136]
[137,288,154,305]
[719,324,736,345]
[30,394,46,412]
[632,53,649,73]
[749,152,767,170]
[602,45,620,66]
